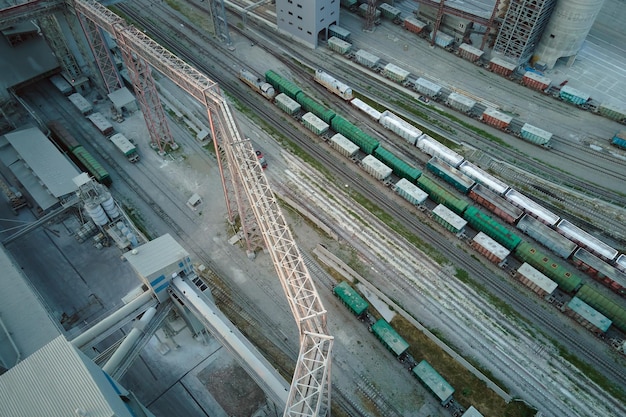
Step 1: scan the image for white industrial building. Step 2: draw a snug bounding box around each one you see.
[275,0,340,48]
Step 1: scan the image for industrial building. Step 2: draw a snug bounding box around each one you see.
[275,0,340,48]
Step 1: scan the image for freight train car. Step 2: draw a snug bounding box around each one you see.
[295,91,336,124]
[371,319,410,358]
[351,98,382,121]
[412,360,454,406]
[468,184,522,224]
[463,206,522,251]
[576,284,626,332]
[86,112,114,137]
[331,115,380,154]
[373,146,422,182]
[416,175,468,215]
[71,146,111,186]
[416,134,464,167]
[519,123,552,146]
[333,281,369,317]
[514,241,582,293]
[327,36,352,55]
[68,93,93,115]
[403,16,427,34]
[481,107,513,130]
[521,72,551,91]
[264,70,301,100]
[572,248,626,295]
[328,24,351,41]
[314,69,353,101]
[504,189,560,226]
[458,161,509,196]
[516,215,577,259]
[239,69,276,100]
[611,130,626,150]
[556,219,618,261]
[394,178,428,206]
[413,77,442,98]
[361,155,393,181]
[426,157,475,194]
[379,110,422,145]
[599,103,626,123]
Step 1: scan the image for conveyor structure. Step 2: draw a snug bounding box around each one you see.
[63,1,334,416]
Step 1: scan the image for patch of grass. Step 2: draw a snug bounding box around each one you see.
[558,345,625,402]
[392,315,536,417]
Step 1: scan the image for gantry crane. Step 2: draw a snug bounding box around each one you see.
[69,1,333,415]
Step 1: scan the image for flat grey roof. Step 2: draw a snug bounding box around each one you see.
[107,87,136,108]
[0,29,58,90]
[5,127,79,198]
[123,233,189,278]
[0,245,62,367]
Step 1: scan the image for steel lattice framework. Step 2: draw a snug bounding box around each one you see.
[76,12,122,94]
[39,13,82,81]
[70,1,333,415]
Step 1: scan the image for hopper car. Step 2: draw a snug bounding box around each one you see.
[247,69,626,297]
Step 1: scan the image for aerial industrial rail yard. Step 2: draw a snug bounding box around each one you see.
[0,1,626,417]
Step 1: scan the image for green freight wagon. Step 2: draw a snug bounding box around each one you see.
[412,360,455,406]
[374,146,421,182]
[331,115,379,154]
[514,241,582,293]
[264,70,302,100]
[426,157,475,194]
[576,284,626,332]
[295,92,336,124]
[416,175,468,215]
[333,282,369,316]
[463,206,521,250]
[72,146,112,186]
[371,319,409,357]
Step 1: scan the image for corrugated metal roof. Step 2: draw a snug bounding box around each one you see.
[0,246,61,363]
[0,336,132,417]
[123,233,189,278]
[5,127,80,197]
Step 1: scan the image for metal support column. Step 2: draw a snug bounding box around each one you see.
[116,37,177,154]
[76,12,122,94]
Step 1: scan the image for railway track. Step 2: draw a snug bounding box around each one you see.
[110,0,626,411]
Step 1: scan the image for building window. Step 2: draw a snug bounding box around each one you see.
[288,11,293,15]
[298,26,303,31]
[297,4,302,8]
[307,31,312,35]
[298,15,302,20]
[320,6,324,10]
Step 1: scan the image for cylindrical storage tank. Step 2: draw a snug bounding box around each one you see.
[533,0,606,70]
[100,193,120,219]
[84,201,108,226]
[126,232,138,247]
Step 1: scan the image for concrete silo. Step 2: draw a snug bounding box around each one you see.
[533,0,606,69]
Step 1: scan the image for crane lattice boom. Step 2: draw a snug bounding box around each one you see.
[71,0,333,415]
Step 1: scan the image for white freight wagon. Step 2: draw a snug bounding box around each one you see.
[361,155,392,181]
